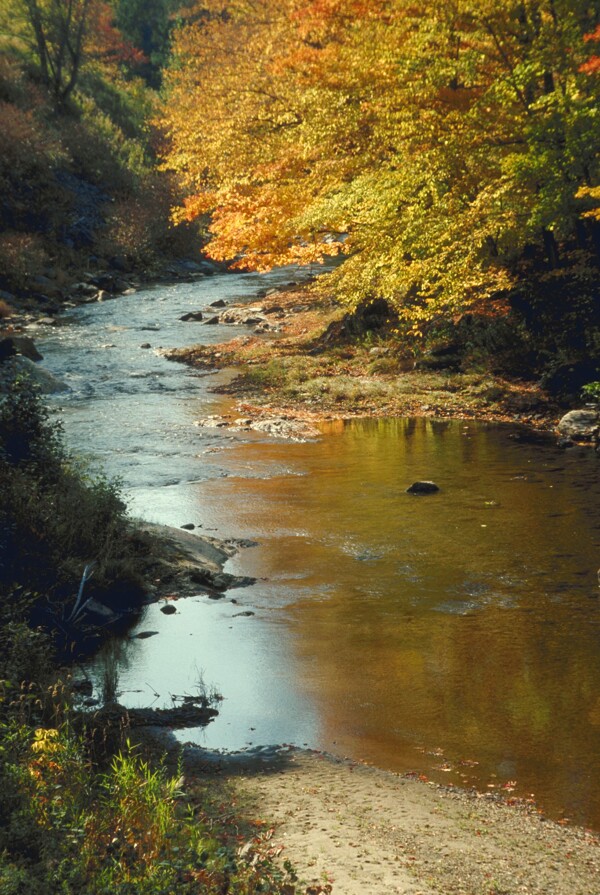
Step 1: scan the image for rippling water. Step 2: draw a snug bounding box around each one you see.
[38,270,600,828]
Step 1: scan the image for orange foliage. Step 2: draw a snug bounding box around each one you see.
[581,25,600,75]
[90,1,148,68]
[161,0,600,320]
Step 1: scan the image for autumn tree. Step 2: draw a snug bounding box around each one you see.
[0,0,147,107]
[161,0,600,327]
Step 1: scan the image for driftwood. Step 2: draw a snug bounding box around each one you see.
[80,700,218,732]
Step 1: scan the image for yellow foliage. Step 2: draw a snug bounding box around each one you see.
[31,727,63,753]
[160,0,600,322]
[577,185,600,221]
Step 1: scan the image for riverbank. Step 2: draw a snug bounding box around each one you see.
[0,256,223,328]
[165,284,567,435]
[165,743,600,895]
[137,522,255,602]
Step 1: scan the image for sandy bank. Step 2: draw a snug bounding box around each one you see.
[227,749,600,895]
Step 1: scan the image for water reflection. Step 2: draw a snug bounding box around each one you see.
[38,280,600,828]
[196,417,600,826]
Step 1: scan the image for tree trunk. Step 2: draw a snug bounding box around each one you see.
[542,229,560,269]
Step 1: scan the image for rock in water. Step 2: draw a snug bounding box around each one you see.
[407,481,440,494]
[557,409,600,441]
[0,356,68,394]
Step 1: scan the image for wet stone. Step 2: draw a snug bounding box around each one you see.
[407,481,440,494]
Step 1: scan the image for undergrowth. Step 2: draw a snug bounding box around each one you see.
[0,379,309,894]
[0,376,152,656]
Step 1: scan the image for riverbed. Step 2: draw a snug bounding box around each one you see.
[37,269,600,829]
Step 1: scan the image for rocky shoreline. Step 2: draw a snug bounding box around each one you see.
[165,285,600,450]
[0,257,224,393]
[137,521,257,602]
[3,268,599,445]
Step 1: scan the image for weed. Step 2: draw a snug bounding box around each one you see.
[99,640,121,705]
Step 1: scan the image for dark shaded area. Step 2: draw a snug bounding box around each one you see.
[0,379,154,659]
[316,298,398,346]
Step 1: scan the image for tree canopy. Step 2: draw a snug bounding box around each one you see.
[161,0,600,326]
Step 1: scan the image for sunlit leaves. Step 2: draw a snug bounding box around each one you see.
[161,0,600,322]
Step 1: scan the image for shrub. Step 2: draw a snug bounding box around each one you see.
[582,381,600,403]
[0,379,147,651]
[0,233,48,292]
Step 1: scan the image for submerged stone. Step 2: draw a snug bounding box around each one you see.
[407,480,440,494]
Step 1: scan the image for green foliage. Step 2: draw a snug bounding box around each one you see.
[0,376,62,467]
[582,380,600,402]
[0,717,302,894]
[116,0,178,86]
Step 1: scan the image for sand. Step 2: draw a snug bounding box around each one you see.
[226,749,600,895]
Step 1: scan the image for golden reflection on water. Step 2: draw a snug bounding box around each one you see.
[198,417,600,826]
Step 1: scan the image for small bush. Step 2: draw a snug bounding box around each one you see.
[0,233,48,292]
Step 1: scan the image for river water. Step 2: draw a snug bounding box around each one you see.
[38,270,600,828]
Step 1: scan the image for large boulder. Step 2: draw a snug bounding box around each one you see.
[29,275,64,299]
[0,356,68,394]
[557,409,600,441]
[0,336,43,362]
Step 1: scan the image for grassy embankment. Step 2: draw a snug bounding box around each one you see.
[0,379,309,895]
[166,284,571,433]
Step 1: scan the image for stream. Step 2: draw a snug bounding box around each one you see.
[37,268,600,829]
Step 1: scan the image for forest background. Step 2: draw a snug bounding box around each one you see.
[1,2,600,892]
[0,1,599,397]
